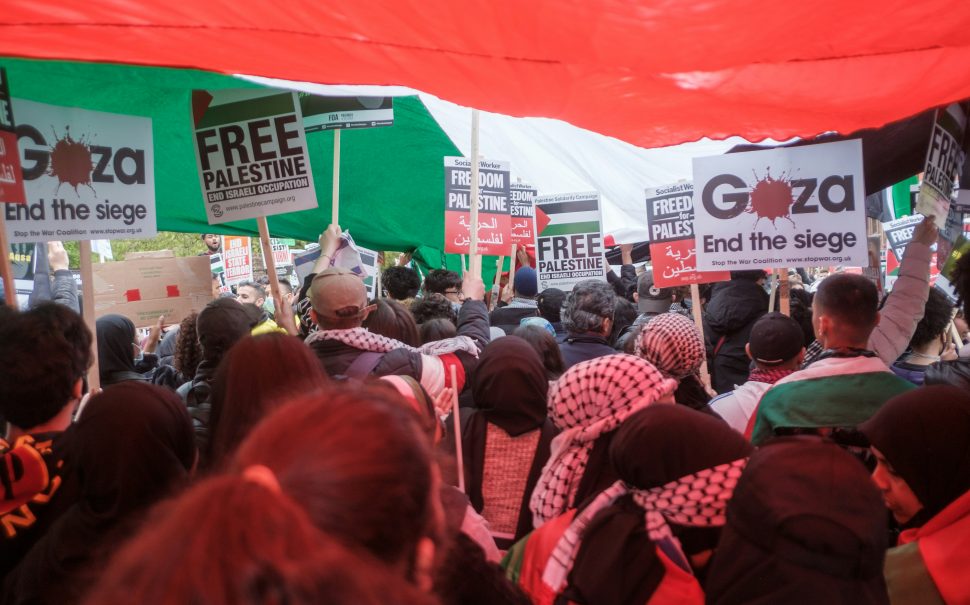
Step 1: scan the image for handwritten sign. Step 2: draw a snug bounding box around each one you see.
[645,182,729,287]
[443,157,511,256]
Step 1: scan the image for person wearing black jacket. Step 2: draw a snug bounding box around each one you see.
[703,270,769,394]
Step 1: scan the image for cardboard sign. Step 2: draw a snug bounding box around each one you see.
[510,183,537,246]
[915,103,969,227]
[693,139,867,270]
[645,182,730,287]
[193,89,318,224]
[270,238,293,267]
[92,255,212,328]
[444,157,511,256]
[300,95,394,132]
[222,235,253,286]
[534,192,607,291]
[0,68,25,205]
[4,99,156,244]
[881,214,925,261]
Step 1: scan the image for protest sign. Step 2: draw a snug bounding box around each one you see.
[356,245,380,299]
[4,99,155,244]
[885,247,940,292]
[222,235,253,286]
[444,157,511,256]
[693,139,867,270]
[915,102,969,227]
[192,89,318,224]
[957,153,970,211]
[881,214,925,261]
[0,68,25,205]
[300,95,394,132]
[270,238,293,267]
[534,192,607,291]
[92,254,212,328]
[509,183,537,247]
[645,182,730,287]
[937,206,965,270]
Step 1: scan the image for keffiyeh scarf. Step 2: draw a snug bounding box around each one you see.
[542,458,749,592]
[305,328,478,399]
[635,313,706,380]
[529,355,678,526]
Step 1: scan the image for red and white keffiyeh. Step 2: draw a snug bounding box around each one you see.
[542,458,748,592]
[635,313,706,380]
[305,328,477,399]
[529,354,678,526]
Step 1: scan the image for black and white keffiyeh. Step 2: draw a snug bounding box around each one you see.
[635,313,706,380]
[542,458,748,592]
[529,354,678,526]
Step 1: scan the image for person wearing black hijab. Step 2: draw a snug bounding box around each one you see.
[860,386,970,604]
[451,336,557,549]
[2,382,196,604]
[96,314,147,387]
[178,298,253,407]
[705,437,889,605]
[506,405,751,604]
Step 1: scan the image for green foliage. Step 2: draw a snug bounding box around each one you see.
[62,232,210,268]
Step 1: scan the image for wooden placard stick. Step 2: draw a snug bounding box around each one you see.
[78,240,100,392]
[257,217,282,310]
[689,283,712,393]
[449,364,465,493]
[489,256,504,311]
[0,213,16,308]
[767,269,777,311]
[779,269,791,316]
[468,109,482,277]
[332,129,341,226]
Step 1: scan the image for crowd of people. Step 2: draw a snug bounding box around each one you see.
[1,215,969,604]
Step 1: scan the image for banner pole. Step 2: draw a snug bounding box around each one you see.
[779,269,791,316]
[689,283,712,392]
[257,217,282,312]
[332,129,341,227]
[509,243,518,276]
[468,109,482,277]
[79,240,100,392]
[375,265,382,299]
[459,253,467,276]
[449,364,465,493]
[0,213,17,308]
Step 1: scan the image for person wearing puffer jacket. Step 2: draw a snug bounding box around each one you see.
[703,270,769,394]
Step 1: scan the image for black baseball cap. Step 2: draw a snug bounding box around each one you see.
[637,269,673,314]
[748,312,804,365]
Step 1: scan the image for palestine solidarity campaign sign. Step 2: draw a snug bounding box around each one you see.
[645,182,730,287]
[534,192,607,291]
[193,89,318,224]
[693,140,867,270]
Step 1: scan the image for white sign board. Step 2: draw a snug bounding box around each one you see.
[300,95,394,132]
[4,99,156,244]
[915,103,969,226]
[534,192,606,291]
[193,89,318,224]
[693,140,867,270]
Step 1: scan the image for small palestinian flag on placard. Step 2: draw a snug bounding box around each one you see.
[535,193,601,238]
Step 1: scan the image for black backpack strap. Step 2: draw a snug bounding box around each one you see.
[344,351,384,379]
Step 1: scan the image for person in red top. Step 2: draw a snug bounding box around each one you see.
[860,386,970,605]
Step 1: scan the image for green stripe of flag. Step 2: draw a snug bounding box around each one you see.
[540,221,600,237]
[197,92,294,128]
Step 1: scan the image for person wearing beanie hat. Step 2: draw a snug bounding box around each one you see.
[860,386,970,604]
[709,312,805,433]
[489,267,540,336]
